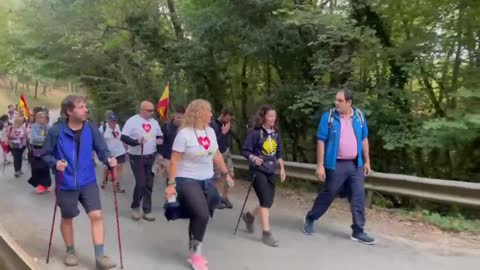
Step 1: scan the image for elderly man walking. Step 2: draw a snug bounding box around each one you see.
[121,101,163,221]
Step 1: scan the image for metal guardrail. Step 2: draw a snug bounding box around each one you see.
[231,155,480,208]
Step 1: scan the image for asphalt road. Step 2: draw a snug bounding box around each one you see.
[0,161,478,270]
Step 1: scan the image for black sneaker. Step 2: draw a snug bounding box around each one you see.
[222,197,233,209]
[351,232,376,245]
[242,212,255,233]
[216,202,226,209]
[116,183,126,193]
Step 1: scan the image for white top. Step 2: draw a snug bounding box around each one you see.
[122,114,163,155]
[172,127,218,180]
[99,123,126,158]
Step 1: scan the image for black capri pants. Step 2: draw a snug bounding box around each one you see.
[176,177,220,242]
[251,170,277,208]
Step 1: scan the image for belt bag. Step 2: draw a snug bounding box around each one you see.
[257,156,277,175]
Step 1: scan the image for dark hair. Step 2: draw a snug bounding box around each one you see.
[338,89,353,103]
[61,95,86,118]
[0,114,8,122]
[253,104,277,129]
[221,108,234,116]
[174,105,186,114]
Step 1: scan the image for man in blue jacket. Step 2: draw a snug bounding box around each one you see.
[43,95,117,269]
[303,90,375,245]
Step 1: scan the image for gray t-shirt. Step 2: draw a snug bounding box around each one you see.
[172,127,218,180]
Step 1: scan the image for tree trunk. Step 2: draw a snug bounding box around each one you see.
[166,0,184,41]
[34,80,39,98]
[42,84,47,95]
[240,57,249,128]
[14,81,18,96]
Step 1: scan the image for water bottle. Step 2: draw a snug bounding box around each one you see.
[167,195,177,203]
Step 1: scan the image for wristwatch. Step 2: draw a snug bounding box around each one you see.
[167,178,176,186]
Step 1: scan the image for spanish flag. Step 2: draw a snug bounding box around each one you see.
[156,82,169,122]
[18,95,30,119]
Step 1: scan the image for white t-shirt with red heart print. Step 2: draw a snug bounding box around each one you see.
[172,126,218,180]
[99,123,126,158]
[122,114,163,156]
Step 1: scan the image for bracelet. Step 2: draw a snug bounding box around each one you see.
[167,179,176,186]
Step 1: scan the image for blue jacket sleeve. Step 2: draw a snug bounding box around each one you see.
[317,112,329,142]
[242,129,258,160]
[42,124,60,169]
[90,123,112,164]
[30,124,45,145]
[361,112,368,140]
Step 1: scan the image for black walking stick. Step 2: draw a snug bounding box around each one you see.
[110,167,124,268]
[234,173,256,235]
[46,163,65,264]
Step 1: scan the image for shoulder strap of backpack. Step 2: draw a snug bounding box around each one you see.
[355,108,364,128]
[328,108,335,128]
[102,122,107,134]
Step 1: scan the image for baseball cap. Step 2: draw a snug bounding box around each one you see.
[107,112,117,121]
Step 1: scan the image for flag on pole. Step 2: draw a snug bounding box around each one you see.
[18,95,30,119]
[156,82,170,122]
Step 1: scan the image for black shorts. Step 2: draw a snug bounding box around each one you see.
[251,170,276,208]
[116,154,126,164]
[58,182,102,218]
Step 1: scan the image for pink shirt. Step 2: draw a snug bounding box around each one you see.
[337,111,357,160]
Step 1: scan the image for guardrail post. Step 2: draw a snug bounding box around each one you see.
[365,190,373,209]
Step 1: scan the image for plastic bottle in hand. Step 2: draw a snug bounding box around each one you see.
[167,195,177,203]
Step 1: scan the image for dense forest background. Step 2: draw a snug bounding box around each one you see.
[1,0,479,183]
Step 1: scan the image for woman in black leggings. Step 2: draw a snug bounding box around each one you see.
[241,105,286,247]
[165,99,235,270]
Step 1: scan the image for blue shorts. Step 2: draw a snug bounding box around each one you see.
[58,182,102,218]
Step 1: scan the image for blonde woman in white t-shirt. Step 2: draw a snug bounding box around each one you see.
[166,99,235,270]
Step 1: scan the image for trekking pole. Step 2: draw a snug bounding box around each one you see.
[110,167,124,269]
[46,162,65,264]
[234,173,256,235]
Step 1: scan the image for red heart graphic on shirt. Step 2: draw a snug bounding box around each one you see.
[142,123,151,133]
[14,131,21,136]
[113,131,119,138]
[198,136,211,150]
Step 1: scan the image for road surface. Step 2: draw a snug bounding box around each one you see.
[0,161,478,270]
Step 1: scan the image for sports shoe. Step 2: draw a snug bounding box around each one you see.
[303,215,315,235]
[95,255,117,270]
[64,252,79,266]
[351,232,376,245]
[221,197,233,209]
[131,208,142,221]
[188,254,208,270]
[36,185,46,194]
[143,213,156,222]
[116,183,126,193]
[262,231,279,247]
[242,212,255,233]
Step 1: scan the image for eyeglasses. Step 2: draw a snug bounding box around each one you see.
[143,109,154,113]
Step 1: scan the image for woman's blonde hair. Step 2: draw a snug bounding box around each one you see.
[13,116,25,128]
[181,99,211,129]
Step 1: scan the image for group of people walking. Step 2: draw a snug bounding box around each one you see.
[1,88,374,270]
[0,104,52,193]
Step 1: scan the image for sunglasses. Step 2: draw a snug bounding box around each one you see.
[143,109,154,113]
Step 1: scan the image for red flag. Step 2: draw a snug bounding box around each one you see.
[156,82,169,122]
[18,95,30,119]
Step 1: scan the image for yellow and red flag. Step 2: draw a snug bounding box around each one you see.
[156,82,169,122]
[18,94,30,119]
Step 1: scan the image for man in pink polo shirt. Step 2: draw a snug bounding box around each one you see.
[303,89,375,245]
